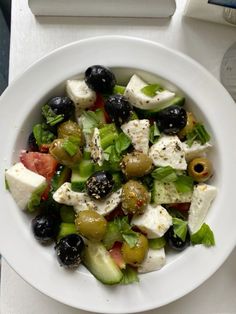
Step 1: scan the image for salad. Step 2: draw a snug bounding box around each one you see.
[5,65,217,285]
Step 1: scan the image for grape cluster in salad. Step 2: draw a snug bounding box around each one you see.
[5,65,217,285]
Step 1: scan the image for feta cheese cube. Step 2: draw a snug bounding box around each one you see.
[121,119,150,154]
[53,182,95,212]
[53,183,122,215]
[93,189,122,216]
[138,248,166,273]
[149,135,187,170]
[182,141,212,161]
[188,183,217,233]
[124,74,175,110]
[5,162,47,210]
[66,79,96,111]
[131,204,172,239]
[90,127,103,166]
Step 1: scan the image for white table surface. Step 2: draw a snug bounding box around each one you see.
[1,0,236,313]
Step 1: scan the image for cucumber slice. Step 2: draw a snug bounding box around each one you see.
[152,180,192,204]
[51,165,71,191]
[136,96,185,118]
[71,161,94,192]
[82,241,123,285]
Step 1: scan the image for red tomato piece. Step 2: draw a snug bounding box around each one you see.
[91,93,111,123]
[20,151,58,182]
[109,242,126,269]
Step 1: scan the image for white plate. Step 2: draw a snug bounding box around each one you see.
[0,36,236,313]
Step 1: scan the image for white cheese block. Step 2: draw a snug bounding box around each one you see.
[66,79,96,110]
[90,127,103,166]
[53,182,95,212]
[53,182,121,215]
[188,184,217,234]
[93,189,122,216]
[124,74,175,110]
[138,248,166,273]
[121,119,150,154]
[131,204,172,239]
[182,141,212,161]
[5,162,47,210]
[149,135,187,170]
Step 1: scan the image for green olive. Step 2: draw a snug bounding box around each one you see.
[121,151,153,178]
[121,233,148,266]
[188,157,213,182]
[49,138,82,167]
[57,120,84,146]
[122,180,150,215]
[178,112,196,140]
[75,210,107,241]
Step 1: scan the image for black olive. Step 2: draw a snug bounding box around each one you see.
[105,94,133,126]
[86,171,114,200]
[156,105,187,134]
[85,65,116,93]
[47,96,75,122]
[32,214,59,243]
[55,234,84,268]
[28,132,38,151]
[165,226,190,251]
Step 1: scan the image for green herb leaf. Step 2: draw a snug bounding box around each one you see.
[115,132,131,155]
[190,223,215,247]
[141,84,164,97]
[174,175,194,193]
[104,216,139,248]
[80,110,100,134]
[172,217,188,241]
[151,166,178,182]
[122,231,139,248]
[149,122,160,144]
[113,85,126,95]
[33,123,56,146]
[102,221,123,250]
[148,237,166,249]
[186,123,211,147]
[120,266,139,285]
[62,139,79,156]
[42,105,64,126]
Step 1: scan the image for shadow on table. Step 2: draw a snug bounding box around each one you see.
[35,15,172,29]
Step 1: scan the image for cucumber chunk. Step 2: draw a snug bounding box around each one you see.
[136,96,185,118]
[82,241,123,285]
[152,180,192,204]
[71,160,94,192]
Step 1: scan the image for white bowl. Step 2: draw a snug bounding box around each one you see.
[0,36,236,313]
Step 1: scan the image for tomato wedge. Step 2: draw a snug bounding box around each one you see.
[109,242,126,269]
[20,151,58,182]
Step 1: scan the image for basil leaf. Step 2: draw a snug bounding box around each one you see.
[115,132,131,155]
[190,223,215,247]
[102,221,123,250]
[122,231,139,248]
[149,122,160,144]
[148,237,166,249]
[80,110,100,134]
[141,84,164,97]
[186,123,211,147]
[42,105,64,126]
[121,266,139,285]
[33,123,56,146]
[174,175,194,193]
[151,166,178,182]
[172,217,188,241]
